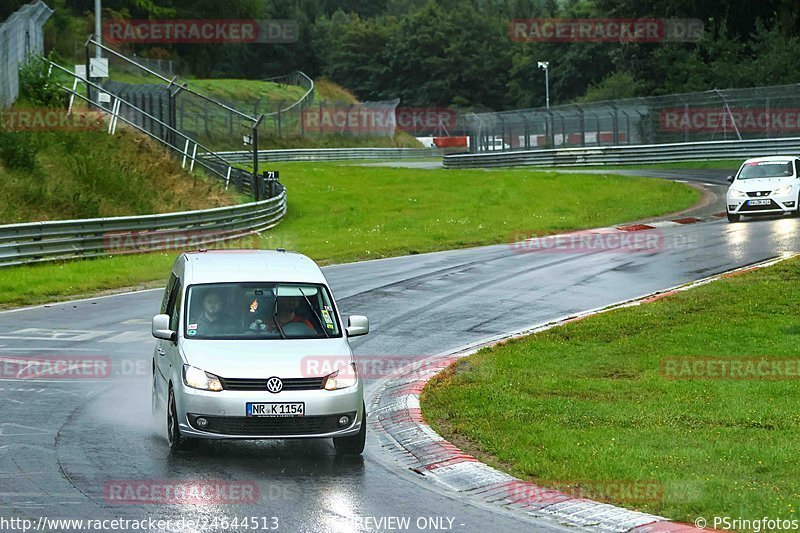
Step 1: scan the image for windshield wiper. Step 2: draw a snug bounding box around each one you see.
[272,296,286,339]
[298,288,329,338]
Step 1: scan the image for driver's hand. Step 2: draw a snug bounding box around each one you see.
[249,319,267,331]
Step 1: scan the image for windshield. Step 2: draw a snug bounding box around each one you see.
[184,283,341,340]
[737,161,794,179]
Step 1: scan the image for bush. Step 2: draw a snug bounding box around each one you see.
[18,53,68,108]
[0,132,39,171]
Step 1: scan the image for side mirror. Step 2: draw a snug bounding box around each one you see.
[345,315,369,337]
[152,314,176,341]
[726,175,735,183]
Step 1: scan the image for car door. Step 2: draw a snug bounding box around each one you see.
[155,275,182,406]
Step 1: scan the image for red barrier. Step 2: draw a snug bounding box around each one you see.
[433,136,468,148]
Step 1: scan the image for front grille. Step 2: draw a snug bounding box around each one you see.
[218,377,325,391]
[740,199,781,212]
[189,413,355,436]
[746,191,772,198]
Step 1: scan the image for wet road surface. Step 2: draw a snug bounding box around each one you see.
[0,169,796,532]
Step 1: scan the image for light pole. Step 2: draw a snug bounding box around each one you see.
[537,61,549,109]
[95,0,102,57]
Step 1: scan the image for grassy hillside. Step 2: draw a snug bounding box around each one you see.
[105,73,422,149]
[0,127,242,224]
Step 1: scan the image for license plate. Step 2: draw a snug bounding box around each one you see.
[247,402,305,417]
[748,199,771,206]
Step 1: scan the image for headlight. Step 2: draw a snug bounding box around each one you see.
[183,365,223,391]
[773,185,793,196]
[324,363,358,390]
[728,189,747,199]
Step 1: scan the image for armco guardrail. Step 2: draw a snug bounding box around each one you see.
[0,188,286,267]
[444,137,800,169]
[213,147,442,164]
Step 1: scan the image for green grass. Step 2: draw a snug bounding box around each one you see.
[0,164,699,308]
[188,79,306,105]
[0,129,241,223]
[422,257,800,523]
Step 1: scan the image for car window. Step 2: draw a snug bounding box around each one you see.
[168,281,182,332]
[738,161,794,179]
[160,272,177,315]
[184,282,341,340]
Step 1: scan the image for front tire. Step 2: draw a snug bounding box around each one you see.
[167,387,196,451]
[333,403,367,455]
[727,212,740,223]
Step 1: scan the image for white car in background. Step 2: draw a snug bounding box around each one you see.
[726,156,800,222]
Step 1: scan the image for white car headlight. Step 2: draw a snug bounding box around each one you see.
[324,363,358,390]
[183,365,223,391]
[728,189,747,199]
[773,185,793,196]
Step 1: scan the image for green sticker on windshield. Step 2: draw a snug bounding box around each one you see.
[321,309,334,328]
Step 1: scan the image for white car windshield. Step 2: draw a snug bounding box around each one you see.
[184,283,341,340]
[738,161,794,179]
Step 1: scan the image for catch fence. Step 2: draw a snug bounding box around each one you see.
[0,1,52,108]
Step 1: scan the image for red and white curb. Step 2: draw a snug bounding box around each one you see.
[369,254,796,532]
[616,213,726,232]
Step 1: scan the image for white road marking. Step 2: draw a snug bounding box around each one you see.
[0,328,111,342]
[0,423,54,437]
[0,347,107,352]
[0,288,162,315]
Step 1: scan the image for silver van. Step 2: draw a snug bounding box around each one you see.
[151,250,369,454]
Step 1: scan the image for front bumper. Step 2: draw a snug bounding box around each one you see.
[727,194,797,215]
[174,383,364,439]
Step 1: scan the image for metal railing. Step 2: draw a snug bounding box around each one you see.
[260,71,314,138]
[49,60,261,195]
[467,84,800,154]
[214,147,443,164]
[86,37,268,189]
[0,188,287,267]
[0,1,52,108]
[443,137,800,168]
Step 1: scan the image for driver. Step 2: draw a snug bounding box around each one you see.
[275,296,315,330]
[249,296,316,333]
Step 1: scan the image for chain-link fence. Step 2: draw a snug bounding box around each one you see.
[467,84,800,153]
[0,1,53,108]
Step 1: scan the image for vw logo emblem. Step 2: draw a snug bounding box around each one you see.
[266,377,283,393]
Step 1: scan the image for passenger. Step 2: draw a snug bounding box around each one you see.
[192,290,235,336]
